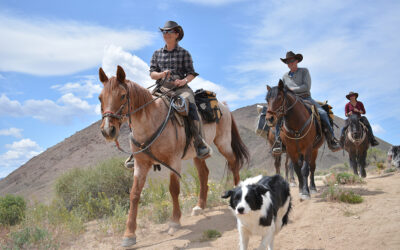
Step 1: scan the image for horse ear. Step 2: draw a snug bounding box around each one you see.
[116,65,126,83]
[266,85,271,91]
[278,79,284,90]
[99,67,108,85]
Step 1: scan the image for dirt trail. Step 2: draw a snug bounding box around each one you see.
[67,172,400,250]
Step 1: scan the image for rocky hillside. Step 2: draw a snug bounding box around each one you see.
[0,104,391,203]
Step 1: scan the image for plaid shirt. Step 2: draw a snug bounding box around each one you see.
[150,44,199,84]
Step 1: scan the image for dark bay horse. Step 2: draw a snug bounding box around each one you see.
[256,105,295,186]
[343,114,369,177]
[98,66,249,247]
[265,80,324,200]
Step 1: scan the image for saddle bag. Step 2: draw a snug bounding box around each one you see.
[317,100,335,126]
[194,89,222,123]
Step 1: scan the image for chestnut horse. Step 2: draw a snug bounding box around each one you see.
[256,105,295,186]
[265,80,324,200]
[99,66,249,247]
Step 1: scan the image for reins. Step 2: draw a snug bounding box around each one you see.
[101,77,181,178]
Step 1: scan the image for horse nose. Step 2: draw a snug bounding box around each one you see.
[237,207,244,214]
[101,125,116,138]
[267,116,274,124]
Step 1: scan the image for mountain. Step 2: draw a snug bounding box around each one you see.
[0,104,391,203]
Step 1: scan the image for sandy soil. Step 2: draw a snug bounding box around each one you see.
[67,172,400,250]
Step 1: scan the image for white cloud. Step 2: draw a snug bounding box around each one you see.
[51,76,102,99]
[0,128,23,138]
[102,45,154,87]
[181,0,246,6]
[371,124,385,134]
[0,13,156,76]
[0,93,97,125]
[0,138,43,169]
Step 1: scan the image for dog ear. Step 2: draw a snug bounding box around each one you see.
[221,190,234,199]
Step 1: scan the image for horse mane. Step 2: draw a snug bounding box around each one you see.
[107,77,153,116]
[348,113,360,124]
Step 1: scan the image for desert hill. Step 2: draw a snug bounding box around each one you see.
[0,104,391,203]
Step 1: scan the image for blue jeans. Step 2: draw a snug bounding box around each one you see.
[275,96,334,139]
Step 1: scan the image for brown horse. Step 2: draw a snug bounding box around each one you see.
[265,80,324,200]
[98,66,249,247]
[256,105,295,186]
[343,114,369,177]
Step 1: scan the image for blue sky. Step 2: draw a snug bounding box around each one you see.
[0,0,399,177]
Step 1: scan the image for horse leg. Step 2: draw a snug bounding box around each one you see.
[349,152,358,176]
[275,154,282,175]
[292,160,304,195]
[286,155,296,187]
[215,140,240,185]
[359,150,367,178]
[309,150,318,194]
[121,163,151,248]
[192,158,209,216]
[300,153,311,200]
[168,171,182,234]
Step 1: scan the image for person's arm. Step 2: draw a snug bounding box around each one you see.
[149,51,170,80]
[174,50,199,87]
[345,103,350,117]
[358,102,366,114]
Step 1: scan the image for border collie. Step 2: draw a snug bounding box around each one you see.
[222,175,291,250]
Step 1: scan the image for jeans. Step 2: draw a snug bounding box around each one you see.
[275,96,334,140]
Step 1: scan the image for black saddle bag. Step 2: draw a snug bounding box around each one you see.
[194,89,222,123]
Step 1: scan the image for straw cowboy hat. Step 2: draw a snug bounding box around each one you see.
[159,20,184,41]
[280,51,303,64]
[346,91,359,100]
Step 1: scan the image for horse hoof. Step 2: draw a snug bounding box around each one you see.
[191,206,203,216]
[290,182,297,187]
[300,194,311,201]
[310,189,318,194]
[168,222,181,235]
[121,237,136,248]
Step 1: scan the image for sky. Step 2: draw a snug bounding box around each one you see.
[0,0,399,177]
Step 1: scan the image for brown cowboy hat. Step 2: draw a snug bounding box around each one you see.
[159,20,184,41]
[280,51,303,64]
[346,91,359,100]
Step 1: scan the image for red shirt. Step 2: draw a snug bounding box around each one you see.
[345,101,365,117]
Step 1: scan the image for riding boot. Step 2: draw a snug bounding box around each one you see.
[360,117,379,146]
[324,129,341,152]
[190,119,211,159]
[272,136,283,155]
[124,154,134,169]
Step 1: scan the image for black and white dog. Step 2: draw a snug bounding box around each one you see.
[222,174,291,250]
[388,146,400,169]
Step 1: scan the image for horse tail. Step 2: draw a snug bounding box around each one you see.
[231,115,250,170]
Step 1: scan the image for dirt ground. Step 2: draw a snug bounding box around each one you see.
[67,172,400,250]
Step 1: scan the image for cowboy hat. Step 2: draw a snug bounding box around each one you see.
[159,20,184,41]
[346,91,359,100]
[280,51,303,64]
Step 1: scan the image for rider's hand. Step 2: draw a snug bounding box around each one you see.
[162,70,170,79]
[354,108,359,112]
[174,79,187,87]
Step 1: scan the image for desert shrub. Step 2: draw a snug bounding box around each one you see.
[99,203,128,235]
[322,185,363,204]
[239,168,267,180]
[367,148,386,165]
[0,194,26,226]
[336,172,364,185]
[55,157,132,220]
[330,163,349,173]
[6,226,58,250]
[201,229,221,241]
[384,167,397,173]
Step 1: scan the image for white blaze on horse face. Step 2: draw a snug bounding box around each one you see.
[103,117,111,131]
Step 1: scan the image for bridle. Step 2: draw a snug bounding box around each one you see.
[101,83,130,122]
[267,89,298,119]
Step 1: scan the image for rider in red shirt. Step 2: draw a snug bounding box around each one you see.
[340,92,379,147]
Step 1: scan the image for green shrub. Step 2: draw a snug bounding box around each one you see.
[8,226,58,250]
[0,194,26,226]
[367,148,386,165]
[336,172,364,185]
[55,157,132,220]
[384,167,397,173]
[201,229,221,241]
[322,186,363,204]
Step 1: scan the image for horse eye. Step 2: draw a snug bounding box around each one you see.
[121,94,126,100]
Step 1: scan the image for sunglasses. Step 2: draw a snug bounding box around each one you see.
[161,30,176,34]
[287,58,297,64]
